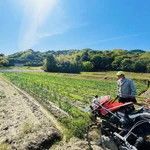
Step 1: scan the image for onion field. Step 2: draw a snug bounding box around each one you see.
[2,72,148,138]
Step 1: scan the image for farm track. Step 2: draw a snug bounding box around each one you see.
[0,77,61,150]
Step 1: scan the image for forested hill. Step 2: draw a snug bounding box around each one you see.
[0,49,150,73]
[3,49,78,66]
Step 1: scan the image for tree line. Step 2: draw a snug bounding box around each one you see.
[0,49,150,73]
[43,49,150,73]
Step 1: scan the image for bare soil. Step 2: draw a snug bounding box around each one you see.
[51,137,102,150]
[0,78,61,150]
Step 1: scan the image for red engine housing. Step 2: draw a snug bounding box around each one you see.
[93,96,133,116]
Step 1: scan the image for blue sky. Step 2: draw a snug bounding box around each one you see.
[0,0,150,55]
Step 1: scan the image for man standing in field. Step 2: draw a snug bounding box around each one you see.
[116,71,137,103]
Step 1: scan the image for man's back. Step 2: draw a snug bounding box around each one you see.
[116,71,137,103]
[117,77,136,98]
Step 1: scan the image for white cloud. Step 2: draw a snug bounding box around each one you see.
[16,0,59,50]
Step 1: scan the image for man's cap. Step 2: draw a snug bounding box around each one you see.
[116,71,125,76]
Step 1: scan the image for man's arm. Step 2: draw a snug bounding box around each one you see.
[116,80,120,97]
[130,80,136,97]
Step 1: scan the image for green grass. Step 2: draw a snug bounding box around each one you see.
[2,72,118,103]
[80,71,150,81]
[1,71,148,138]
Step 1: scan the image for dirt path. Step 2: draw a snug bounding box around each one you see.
[0,78,61,150]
